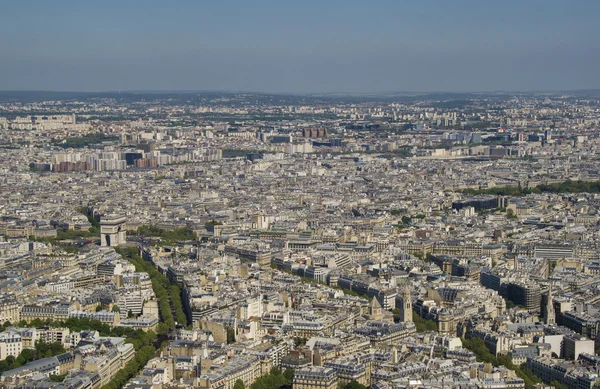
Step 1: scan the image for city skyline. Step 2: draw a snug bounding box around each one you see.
[2,0,599,93]
[2,79,600,389]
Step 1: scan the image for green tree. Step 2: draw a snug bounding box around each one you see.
[413,312,437,332]
[462,337,541,389]
[0,360,9,374]
[345,381,367,389]
[226,328,236,344]
[49,374,67,382]
[233,379,245,389]
[35,340,66,358]
[294,337,307,348]
[20,349,34,363]
[30,318,43,328]
[550,380,568,389]
[270,367,282,376]
[283,368,294,384]
[15,355,26,366]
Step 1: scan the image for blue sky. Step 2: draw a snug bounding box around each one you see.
[1,0,599,93]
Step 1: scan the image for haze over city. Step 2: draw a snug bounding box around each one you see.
[2,0,600,93]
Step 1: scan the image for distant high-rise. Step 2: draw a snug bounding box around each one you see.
[471,132,482,144]
[302,127,328,138]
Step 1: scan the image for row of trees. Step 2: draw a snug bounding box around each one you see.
[170,285,187,325]
[460,179,600,197]
[2,319,159,388]
[98,246,167,388]
[0,341,66,375]
[99,246,177,389]
[3,317,157,352]
[55,229,98,240]
[460,186,536,197]
[54,133,119,149]
[537,180,600,194]
[412,312,437,332]
[132,225,197,243]
[461,337,541,389]
[100,345,155,389]
[117,247,188,332]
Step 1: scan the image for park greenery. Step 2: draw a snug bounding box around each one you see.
[412,313,438,332]
[132,225,197,243]
[459,179,600,197]
[56,229,98,240]
[461,337,541,389]
[391,215,417,229]
[31,229,96,243]
[223,149,251,158]
[460,186,538,197]
[53,133,119,149]
[391,309,437,332]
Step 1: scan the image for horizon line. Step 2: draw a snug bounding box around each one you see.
[1,88,600,97]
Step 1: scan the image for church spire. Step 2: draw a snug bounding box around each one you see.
[545,284,555,325]
[400,284,413,323]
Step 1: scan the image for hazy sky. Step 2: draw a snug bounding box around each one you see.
[1,0,599,93]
